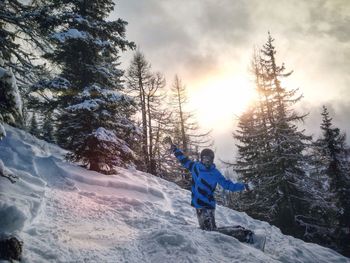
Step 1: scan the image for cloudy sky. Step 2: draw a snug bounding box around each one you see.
[112,0,350,164]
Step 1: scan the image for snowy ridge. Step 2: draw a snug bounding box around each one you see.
[0,125,349,263]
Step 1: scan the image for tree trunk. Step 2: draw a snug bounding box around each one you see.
[147,94,157,174]
[139,76,149,171]
[177,86,187,153]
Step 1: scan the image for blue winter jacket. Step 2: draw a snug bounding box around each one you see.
[172,146,245,209]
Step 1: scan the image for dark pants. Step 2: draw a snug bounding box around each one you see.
[196,208,217,231]
[196,208,254,243]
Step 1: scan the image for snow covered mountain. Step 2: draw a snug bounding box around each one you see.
[0,125,349,263]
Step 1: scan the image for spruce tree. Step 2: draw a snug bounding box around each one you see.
[0,0,50,132]
[33,0,138,173]
[0,0,40,135]
[233,33,312,236]
[0,52,22,139]
[0,0,45,81]
[0,0,33,183]
[0,53,22,183]
[314,106,350,256]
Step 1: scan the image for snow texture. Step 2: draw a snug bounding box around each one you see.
[0,125,349,263]
[0,159,13,179]
[81,84,125,102]
[92,127,118,143]
[52,29,89,43]
[65,99,103,111]
[47,77,70,90]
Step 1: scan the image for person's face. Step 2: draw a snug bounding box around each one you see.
[201,155,213,168]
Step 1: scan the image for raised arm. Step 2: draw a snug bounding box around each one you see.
[163,136,195,172]
[216,171,246,192]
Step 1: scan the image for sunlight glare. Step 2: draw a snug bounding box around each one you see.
[188,74,256,131]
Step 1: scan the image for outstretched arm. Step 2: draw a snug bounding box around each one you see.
[163,137,195,172]
[216,171,246,192]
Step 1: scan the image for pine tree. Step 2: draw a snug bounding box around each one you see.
[233,33,312,236]
[0,0,45,81]
[0,0,50,132]
[0,0,33,183]
[0,0,36,136]
[234,51,273,191]
[0,52,23,139]
[0,52,22,183]
[314,106,350,256]
[32,0,138,173]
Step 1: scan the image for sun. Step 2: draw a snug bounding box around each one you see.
[188,73,256,131]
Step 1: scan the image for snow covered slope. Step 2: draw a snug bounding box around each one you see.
[0,125,349,263]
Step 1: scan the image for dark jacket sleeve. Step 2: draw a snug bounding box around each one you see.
[216,170,245,192]
[172,145,196,173]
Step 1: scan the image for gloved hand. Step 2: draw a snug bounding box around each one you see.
[163,136,172,145]
[163,136,175,150]
[244,183,250,191]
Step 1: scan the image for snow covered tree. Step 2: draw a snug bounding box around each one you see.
[0,53,22,182]
[29,113,40,137]
[0,0,45,80]
[0,0,50,132]
[233,34,312,236]
[313,106,350,256]
[0,52,23,139]
[0,0,36,182]
[0,0,39,136]
[32,0,139,173]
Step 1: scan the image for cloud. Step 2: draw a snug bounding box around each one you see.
[116,0,254,80]
[300,101,350,144]
[306,0,350,42]
[114,0,350,149]
[197,0,252,44]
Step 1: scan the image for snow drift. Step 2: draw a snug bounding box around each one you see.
[0,125,349,262]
